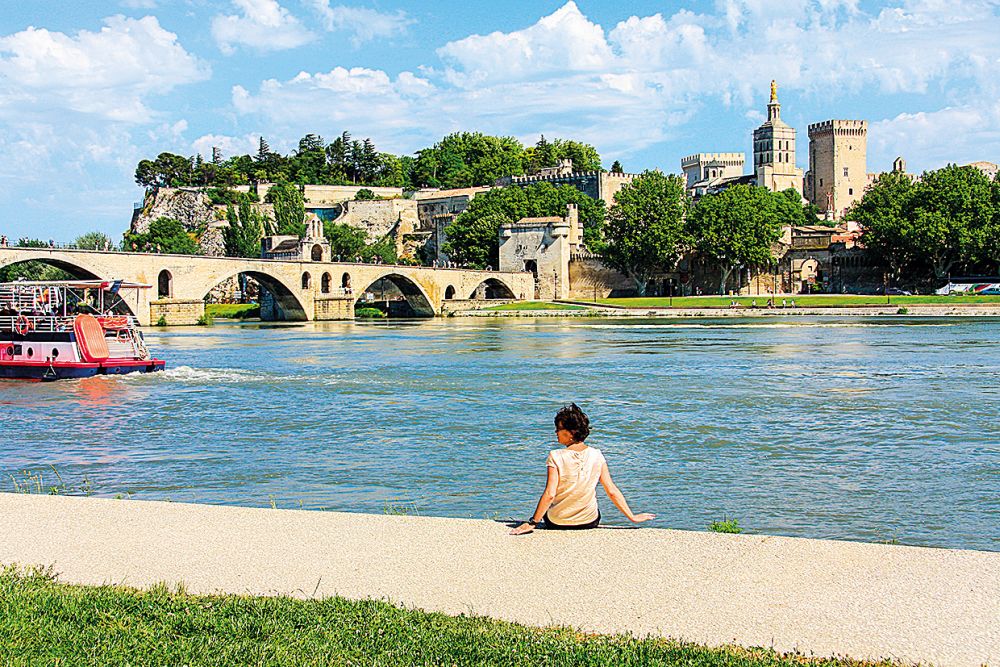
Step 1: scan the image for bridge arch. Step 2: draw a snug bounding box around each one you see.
[469,277,517,300]
[202,270,308,321]
[356,272,434,318]
[0,255,101,281]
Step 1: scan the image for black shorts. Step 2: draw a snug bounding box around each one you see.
[543,511,600,530]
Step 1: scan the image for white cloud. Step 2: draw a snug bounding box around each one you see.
[120,0,157,8]
[212,0,314,55]
[305,1,413,46]
[871,103,1000,172]
[0,15,210,122]
[191,133,263,160]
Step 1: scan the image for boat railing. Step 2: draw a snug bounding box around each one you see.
[0,314,142,333]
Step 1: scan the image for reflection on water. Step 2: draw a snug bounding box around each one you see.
[1,316,998,552]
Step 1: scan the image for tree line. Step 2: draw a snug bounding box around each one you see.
[134,132,606,192]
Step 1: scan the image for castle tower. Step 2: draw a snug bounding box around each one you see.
[752,80,804,196]
[805,119,868,219]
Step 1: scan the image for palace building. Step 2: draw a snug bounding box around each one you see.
[805,119,869,219]
[752,81,804,196]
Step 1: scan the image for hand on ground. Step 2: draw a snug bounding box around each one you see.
[630,513,656,523]
[509,522,535,535]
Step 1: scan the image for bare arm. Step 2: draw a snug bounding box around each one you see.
[599,462,655,524]
[510,465,559,535]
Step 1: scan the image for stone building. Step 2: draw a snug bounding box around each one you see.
[498,204,585,300]
[805,119,868,219]
[501,161,637,206]
[681,153,747,197]
[412,186,492,262]
[325,198,421,260]
[261,215,330,262]
[753,81,804,196]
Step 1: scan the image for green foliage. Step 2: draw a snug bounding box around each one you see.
[896,307,909,315]
[709,518,742,534]
[196,312,214,326]
[323,222,396,263]
[610,159,625,173]
[688,185,788,294]
[265,183,306,237]
[525,135,602,173]
[412,132,526,189]
[73,231,113,250]
[206,188,254,206]
[155,315,168,327]
[205,303,260,319]
[444,183,605,268]
[354,188,376,201]
[0,567,892,667]
[851,165,997,286]
[355,306,387,318]
[223,196,267,258]
[123,217,200,254]
[602,171,688,295]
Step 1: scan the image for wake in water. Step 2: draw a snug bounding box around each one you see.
[119,365,298,384]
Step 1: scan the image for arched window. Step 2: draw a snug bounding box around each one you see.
[321,272,331,294]
[341,272,351,289]
[311,244,323,262]
[445,285,456,300]
[157,270,172,298]
[302,272,312,290]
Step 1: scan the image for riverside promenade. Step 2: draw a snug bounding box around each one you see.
[1,493,997,666]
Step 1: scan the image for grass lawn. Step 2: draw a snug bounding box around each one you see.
[204,303,261,319]
[592,294,1000,309]
[0,568,892,667]
[485,301,587,311]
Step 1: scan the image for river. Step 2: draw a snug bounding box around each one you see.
[2,316,997,552]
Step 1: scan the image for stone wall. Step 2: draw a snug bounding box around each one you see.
[149,299,204,326]
[332,199,421,259]
[131,188,232,257]
[568,256,634,299]
[313,296,354,320]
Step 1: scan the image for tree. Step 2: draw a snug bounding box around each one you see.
[265,182,306,237]
[601,171,688,295]
[688,184,786,294]
[851,165,995,286]
[123,217,200,254]
[74,231,113,250]
[224,196,266,258]
[412,132,525,189]
[354,188,376,201]
[610,160,624,174]
[443,182,604,268]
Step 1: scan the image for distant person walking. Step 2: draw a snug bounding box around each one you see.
[510,404,655,534]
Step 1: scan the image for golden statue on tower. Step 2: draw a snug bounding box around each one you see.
[770,79,778,103]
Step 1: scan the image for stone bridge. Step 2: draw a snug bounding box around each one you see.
[0,248,533,325]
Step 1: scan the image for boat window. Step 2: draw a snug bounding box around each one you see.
[26,347,33,358]
[52,348,60,358]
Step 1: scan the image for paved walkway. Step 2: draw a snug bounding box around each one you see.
[1,493,997,666]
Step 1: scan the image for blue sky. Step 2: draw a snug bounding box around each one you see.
[2,0,999,241]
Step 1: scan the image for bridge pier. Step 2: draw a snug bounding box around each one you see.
[314,296,354,320]
[150,299,205,326]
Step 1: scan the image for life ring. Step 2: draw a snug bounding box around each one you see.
[14,315,32,336]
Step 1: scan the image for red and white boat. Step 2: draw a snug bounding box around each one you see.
[0,280,165,380]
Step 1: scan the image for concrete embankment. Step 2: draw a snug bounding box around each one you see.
[455,304,1000,317]
[1,493,997,666]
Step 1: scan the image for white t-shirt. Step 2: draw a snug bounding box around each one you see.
[545,446,606,525]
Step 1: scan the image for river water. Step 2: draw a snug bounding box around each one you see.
[2,316,997,551]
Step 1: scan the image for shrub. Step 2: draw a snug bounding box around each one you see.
[355,307,387,318]
[709,517,742,534]
[896,307,909,315]
[196,312,214,326]
[155,315,168,327]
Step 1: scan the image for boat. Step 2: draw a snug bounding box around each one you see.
[0,280,166,380]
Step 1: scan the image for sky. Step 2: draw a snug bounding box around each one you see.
[1,0,999,241]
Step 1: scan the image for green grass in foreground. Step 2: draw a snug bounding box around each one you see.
[593,294,1000,309]
[0,567,894,667]
[204,303,261,319]
[485,301,586,311]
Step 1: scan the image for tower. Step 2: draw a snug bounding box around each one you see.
[805,120,868,219]
[752,80,803,196]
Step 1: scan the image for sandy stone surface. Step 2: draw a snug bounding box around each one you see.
[1,493,997,666]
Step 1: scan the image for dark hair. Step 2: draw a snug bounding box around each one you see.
[555,403,591,443]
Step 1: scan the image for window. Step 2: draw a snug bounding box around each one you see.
[843,167,849,177]
[848,188,853,195]
[819,178,823,186]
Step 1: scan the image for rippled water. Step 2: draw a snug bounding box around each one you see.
[2,317,998,551]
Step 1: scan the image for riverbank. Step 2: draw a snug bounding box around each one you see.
[458,303,1000,317]
[2,494,997,666]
